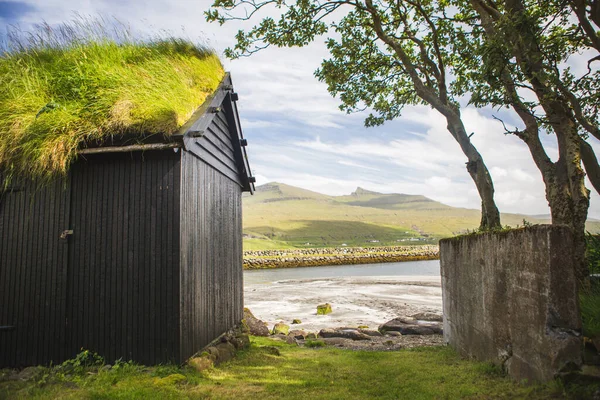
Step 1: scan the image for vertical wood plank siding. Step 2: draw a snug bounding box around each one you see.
[0,178,70,367]
[67,151,181,365]
[0,150,182,367]
[179,150,243,361]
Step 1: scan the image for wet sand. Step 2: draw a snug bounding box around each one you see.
[244,274,442,332]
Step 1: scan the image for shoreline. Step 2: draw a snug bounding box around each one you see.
[244,274,442,333]
[243,245,439,270]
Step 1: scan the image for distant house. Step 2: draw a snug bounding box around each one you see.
[0,73,254,367]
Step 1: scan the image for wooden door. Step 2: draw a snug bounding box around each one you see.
[0,179,71,367]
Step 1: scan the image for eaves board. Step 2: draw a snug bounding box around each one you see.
[175,73,255,192]
[221,77,254,194]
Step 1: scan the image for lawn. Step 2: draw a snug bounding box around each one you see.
[1,337,595,399]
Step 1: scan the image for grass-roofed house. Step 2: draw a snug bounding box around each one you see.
[0,37,254,367]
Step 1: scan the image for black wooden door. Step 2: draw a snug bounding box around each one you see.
[0,179,71,367]
[65,152,181,365]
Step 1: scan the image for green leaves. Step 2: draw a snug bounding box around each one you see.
[207,0,600,144]
[207,0,467,126]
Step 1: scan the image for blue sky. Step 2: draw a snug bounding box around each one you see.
[3,0,600,218]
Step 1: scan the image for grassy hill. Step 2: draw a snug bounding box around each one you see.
[243,182,600,250]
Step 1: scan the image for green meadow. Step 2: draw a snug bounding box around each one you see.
[243,182,600,250]
[2,337,595,399]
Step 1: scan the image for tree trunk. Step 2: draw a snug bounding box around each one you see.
[553,121,590,281]
[446,116,501,230]
[365,0,502,231]
[471,0,591,279]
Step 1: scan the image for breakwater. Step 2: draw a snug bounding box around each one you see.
[243,245,439,269]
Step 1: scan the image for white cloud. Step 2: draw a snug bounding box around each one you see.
[239,118,281,130]
[337,160,381,171]
[9,0,600,219]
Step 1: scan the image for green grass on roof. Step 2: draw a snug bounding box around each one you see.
[0,23,224,179]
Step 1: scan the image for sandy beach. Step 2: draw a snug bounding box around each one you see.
[244,272,442,332]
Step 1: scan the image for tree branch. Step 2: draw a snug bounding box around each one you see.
[581,137,600,194]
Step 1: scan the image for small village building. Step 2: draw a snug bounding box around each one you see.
[0,72,254,367]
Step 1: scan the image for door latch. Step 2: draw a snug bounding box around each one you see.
[60,230,73,240]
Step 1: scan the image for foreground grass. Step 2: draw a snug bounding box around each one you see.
[2,337,596,399]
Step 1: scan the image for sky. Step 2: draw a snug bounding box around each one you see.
[2,0,600,218]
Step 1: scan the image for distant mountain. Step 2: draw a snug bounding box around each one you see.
[351,187,382,196]
[247,182,332,203]
[242,182,600,250]
[339,187,451,211]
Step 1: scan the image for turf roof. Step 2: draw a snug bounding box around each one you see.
[0,34,224,179]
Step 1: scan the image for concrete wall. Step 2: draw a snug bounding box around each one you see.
[440,225,582,383]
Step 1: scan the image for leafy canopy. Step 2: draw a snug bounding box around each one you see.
[450,0,599,138]
[208,0,469,126]
[208,0,600,136]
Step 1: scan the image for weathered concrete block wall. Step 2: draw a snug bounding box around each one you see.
[440,225,582,383]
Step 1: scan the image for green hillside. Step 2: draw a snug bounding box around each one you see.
[243,182,600,250]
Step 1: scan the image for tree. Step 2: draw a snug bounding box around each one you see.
[207,0,502,230]
[451,0,595,279]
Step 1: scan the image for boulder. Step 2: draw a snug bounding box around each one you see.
[230,334,250,350]
[215,342,236,363]
[271,333,296,344]
[317,303,332,315]
[411,312,443,322]
[379,318,443,336]
[359,329,383,337]
[272,322,290,335]
[318,328,338,338]
[321,337,349,346]
[189,356,214,372]
[205,346,220,360]
[292,319,302,324]
[289,330,308,340]
[305,332,317,340]
[243,308,270,336]
[318,328,371,341]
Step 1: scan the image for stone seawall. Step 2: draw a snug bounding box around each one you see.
[440,225,582,383]
[243,245,439,269]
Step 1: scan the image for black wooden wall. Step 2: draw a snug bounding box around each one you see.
[185,106,243,186]
[0,151,182,367]
[179,147,244,360]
